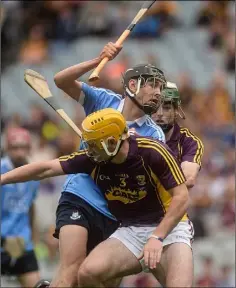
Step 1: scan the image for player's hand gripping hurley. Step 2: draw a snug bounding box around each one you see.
[88,0,156,82]
[24,69,82,138]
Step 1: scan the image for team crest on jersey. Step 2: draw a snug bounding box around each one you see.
[136,175,146,186]
[105,186,147,204]
[70,211,81,220]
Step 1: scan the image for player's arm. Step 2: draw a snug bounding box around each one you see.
[54,42,122,101]
[180,131,204,188]
[1,159,65,185]
[153,183,189,240]
[148,142,189,239]
[181,162,200,189]
[1,151,94,185]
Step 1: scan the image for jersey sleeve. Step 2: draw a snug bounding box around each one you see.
[147,141,186,190]
[181,132,204,166]
[80,82,122,115]
[59,151,95,175]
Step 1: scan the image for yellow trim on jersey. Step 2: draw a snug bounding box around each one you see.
[140,156,166,213]
[180,128,204,165]
[149,167,188,221]
[137,138,185,185]
[59,151,87,161]
[178,142,183,158]
[91,166,97,180]
[95,165,101,185]
[138,142,184,185]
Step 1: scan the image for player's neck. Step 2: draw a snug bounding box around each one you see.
[122,97,145,121]
[165,126,174,141]
[111,140,129,164]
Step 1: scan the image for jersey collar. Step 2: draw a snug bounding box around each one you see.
[168,123,181,142]
[118,99,148,127]
[127,136,139,159]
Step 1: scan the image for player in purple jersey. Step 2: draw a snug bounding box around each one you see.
[149,82,204,286]
[153,82,204,189]
[46,42,166,287]
[1,108,190,287]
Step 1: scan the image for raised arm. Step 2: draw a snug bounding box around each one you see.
[54,42,122,101]
[1,159,64,185]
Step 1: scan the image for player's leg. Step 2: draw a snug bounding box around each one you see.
[51,225,88,287]
[77,226,145,287]
[50,192,90,287]
[9,250,40,287]
[152,220,194,287]
[99,213,122,288]
[18,271,41,287]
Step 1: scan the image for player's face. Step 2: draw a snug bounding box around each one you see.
[7,144,30,167]
[153,102,176,127]
[85,137,120,163]
[86,141,107,163]
[137,78,162,113]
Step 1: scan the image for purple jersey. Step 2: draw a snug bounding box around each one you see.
[59,136,186,225]
[167,123,204,166]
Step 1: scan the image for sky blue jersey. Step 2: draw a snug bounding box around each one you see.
[63,83,165,220]
[1,156,40,251]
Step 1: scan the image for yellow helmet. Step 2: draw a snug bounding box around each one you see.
[81,108,129,157]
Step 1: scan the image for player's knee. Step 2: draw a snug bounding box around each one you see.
[77,262,104,286]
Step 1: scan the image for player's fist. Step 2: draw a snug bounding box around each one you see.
[99,42,122,61]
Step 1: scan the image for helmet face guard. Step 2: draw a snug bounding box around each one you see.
[154,82,185,132]
[123,64,167,115]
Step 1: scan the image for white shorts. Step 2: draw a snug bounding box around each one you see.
[109,220,194,269]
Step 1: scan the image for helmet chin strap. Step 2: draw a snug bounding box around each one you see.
[159,123,174,133]
[124,78,156,116]
[101,140,125,164]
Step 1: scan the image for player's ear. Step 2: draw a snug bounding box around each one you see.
[128,79,137,93]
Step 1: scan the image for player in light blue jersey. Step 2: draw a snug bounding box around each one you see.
[1,128,40,287]
[43,42,167,287]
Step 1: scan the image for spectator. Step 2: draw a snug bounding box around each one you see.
[196,256,218,287]
[203,71,234,129]
[81,2,113,37]
[208,19,225,50]
[221,174,235,231]
[148,1,180,30]
[19,24,49,65]
[196,1,230,28]
[216,265,235,287]
[225,32,235,74]
[112,3,131,36]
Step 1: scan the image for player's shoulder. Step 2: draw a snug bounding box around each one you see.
[142,116,165,142]
[179,126,204,147]
[136,136,171,156]
[81,82,122,100]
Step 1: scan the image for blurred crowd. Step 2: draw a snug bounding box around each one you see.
[1,1,235,75]
[196,1,235,74]
[1,1,235,287]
